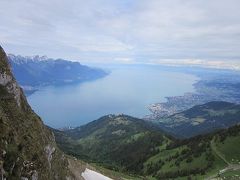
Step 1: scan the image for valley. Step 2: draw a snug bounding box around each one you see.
[10,53,240,131]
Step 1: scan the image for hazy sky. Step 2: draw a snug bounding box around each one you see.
[1,0,240,64]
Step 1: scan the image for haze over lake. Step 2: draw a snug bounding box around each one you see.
[27,65,198,128]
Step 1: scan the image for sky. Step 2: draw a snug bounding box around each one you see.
[1,0,240,67]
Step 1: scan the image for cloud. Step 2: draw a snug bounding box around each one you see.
[150,59,240,71]
[0,0,240,65]
[113,57,134,64]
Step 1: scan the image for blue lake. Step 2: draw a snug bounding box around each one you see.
[27,65,198,128]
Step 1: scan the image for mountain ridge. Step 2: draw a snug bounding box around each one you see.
[156,101,240,138]
[8,54,108,94]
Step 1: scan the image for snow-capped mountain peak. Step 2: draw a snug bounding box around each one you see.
[8,54,52,64]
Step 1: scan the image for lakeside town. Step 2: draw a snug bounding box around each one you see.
[145,71,240,120]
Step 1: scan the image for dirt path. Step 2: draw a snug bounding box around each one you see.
[205,140,240,180]
[210,140,230,165]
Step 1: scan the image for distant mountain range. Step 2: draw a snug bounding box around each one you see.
[8,54,108,94]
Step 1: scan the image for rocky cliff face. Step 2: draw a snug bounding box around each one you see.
[0,46,76,179]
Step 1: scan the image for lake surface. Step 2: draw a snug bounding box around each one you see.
[27,65,198,128]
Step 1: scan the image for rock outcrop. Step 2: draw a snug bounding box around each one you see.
[0,46,77,179]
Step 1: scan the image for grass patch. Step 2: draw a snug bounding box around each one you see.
[216,136,240,163]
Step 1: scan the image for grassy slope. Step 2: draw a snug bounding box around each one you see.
[144,126,240,179]
[54,111,240,180]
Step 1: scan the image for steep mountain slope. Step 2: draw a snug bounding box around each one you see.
[156,101,240,138]
[8,54,108,94]
[55,114,240,179]
[0,46,76,179]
